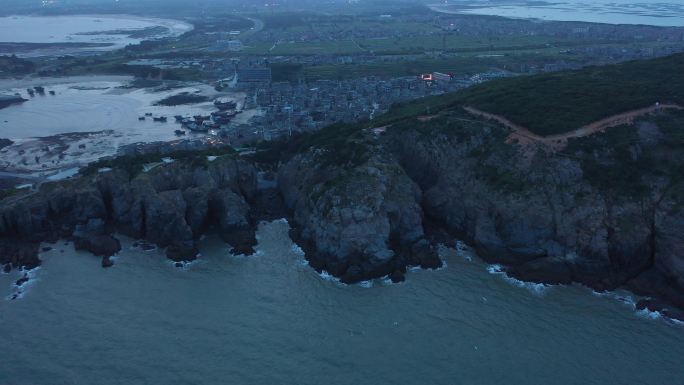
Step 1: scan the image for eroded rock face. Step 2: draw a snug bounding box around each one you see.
[0,115,682,320]
[384,121,683,317]
[0,241,41,270]
[74,235,121,258]
[278,144,439,283]
[0,156,258,269]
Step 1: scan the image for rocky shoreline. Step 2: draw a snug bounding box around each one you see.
[1,111,683,321]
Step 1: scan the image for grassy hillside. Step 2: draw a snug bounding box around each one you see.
[456,53,684,136]
[254,53,684,172]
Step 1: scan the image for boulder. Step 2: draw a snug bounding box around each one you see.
[101,256,114,268]
[166,243,199,262]
[15,274,29,287]
[0,241,41,270]
[74,235,121,257]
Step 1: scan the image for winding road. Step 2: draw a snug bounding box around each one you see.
[463,103,684,151]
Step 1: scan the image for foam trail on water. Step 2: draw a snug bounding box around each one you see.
[6,267,41,301]
[290,243,305,256]
[636,308,663,321]
[455,240,474,261]
[318,270,342,284]
[592,290,684,326]
[487,264,548,295]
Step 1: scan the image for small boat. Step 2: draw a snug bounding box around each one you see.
[27,89,35,96]
[193,115,210,123]
[202,121,219,130]
[145,112,153,117]
[34,86,45,95]
[211,110,237,124]
[214,99,238,111]
[138,117,146,121]
[174,115,184,122]
[184,122,205,132]
[174,129,186,136]
[48,90,56,96]
[153,116,167,122]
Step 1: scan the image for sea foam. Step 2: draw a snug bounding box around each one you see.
[6,267,41,301]
[487,264,548,295]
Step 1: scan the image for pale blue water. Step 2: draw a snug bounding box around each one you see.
[1,220,683,384]
[0,15,192,55]
[432,0,684,27]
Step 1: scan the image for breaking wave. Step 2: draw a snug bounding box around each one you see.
[486,264,549,295]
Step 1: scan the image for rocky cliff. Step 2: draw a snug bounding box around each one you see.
[277,131,440,283]
[0,154,258,270]
[381,110,684,320]
[1,108,683,321]
[263,107,683,320]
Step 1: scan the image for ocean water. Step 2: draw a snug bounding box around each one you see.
[432,0,684,27]
[0,76,253,177]
[0,76,216,141]
[0,15,192,56]
[1,220,682,385]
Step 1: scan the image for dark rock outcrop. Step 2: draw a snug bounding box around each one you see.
[384,112,684,317]
[0,96,26,110]
[0,155,258,269]
[74,235,121,257]
[278,137,439,283]
[0,241,41,270]
[0,138,13,150]
[15,274,29,287]
[1,108,683,320]
[101,256,114,268]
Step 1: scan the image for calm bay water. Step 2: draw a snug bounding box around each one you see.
[0,15,192,56]
[0,77,215,141]
[1,220,682,385]
[432,0,684,27]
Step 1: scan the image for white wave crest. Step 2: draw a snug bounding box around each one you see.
[290,243,305,256]
[6,267,41,301]
[636,308,663,321]
[318,270,341,283]
[455,240,474,261]
[486,264,548,295]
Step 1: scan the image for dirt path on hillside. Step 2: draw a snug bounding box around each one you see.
[463,104,684,152]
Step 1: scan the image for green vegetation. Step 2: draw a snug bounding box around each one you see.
[566,125,652,198]
[81,147,237,179]
[0,54,35,76]
[52,55,204,81]
[565,110,684,199]
[458,53,684,135]
[0,187,28,202]
[303,55,503,81]
[244,33,618,57]
[390,109,498,141]
[270,63,304,82]
[253,121,372,168]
